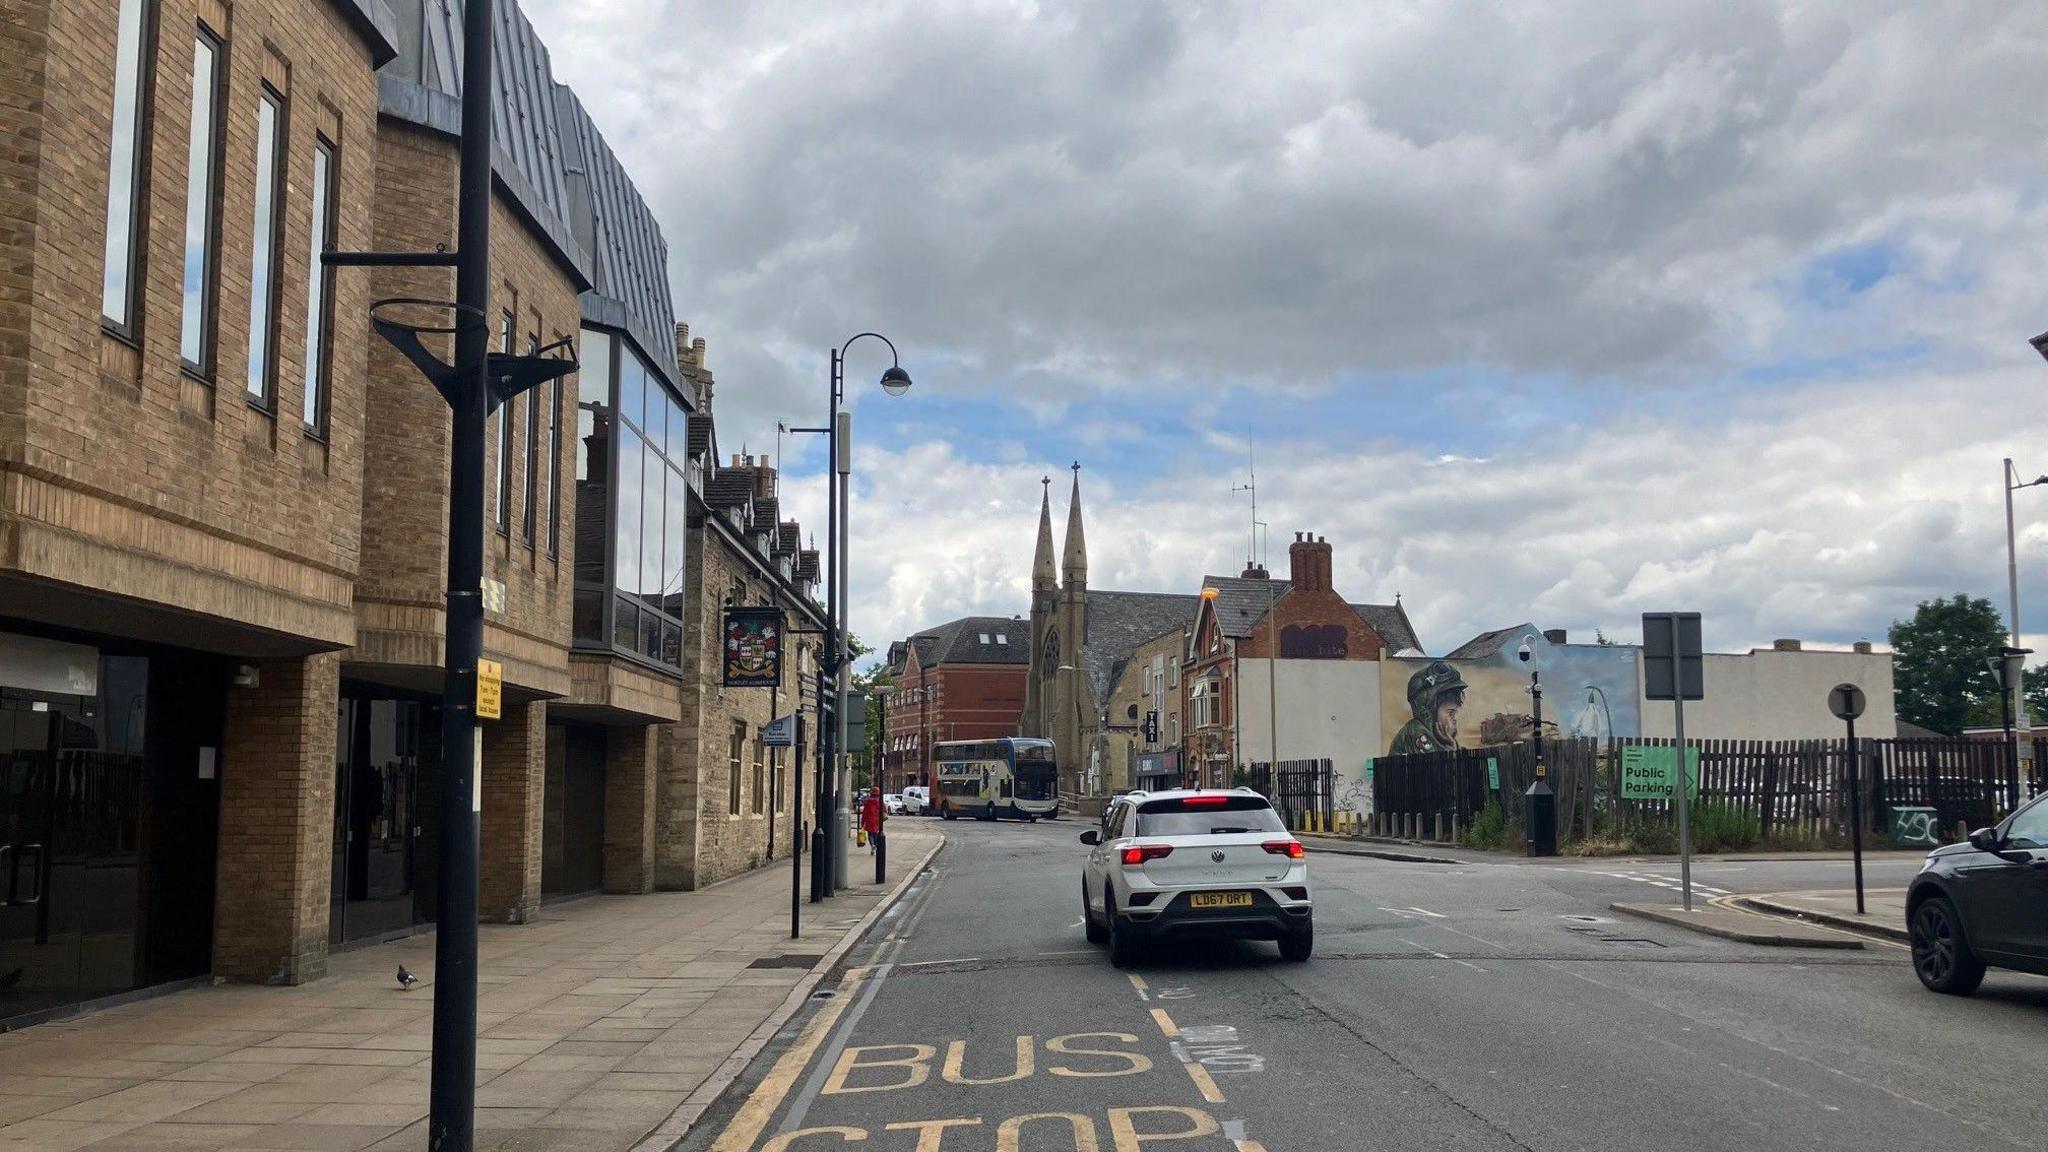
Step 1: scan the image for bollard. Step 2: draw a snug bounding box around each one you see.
[874,830,886,884]
[1452,814,1461,844]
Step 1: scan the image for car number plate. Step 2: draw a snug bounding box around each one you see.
[1190,891,1253,909]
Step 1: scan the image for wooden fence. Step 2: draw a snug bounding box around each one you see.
[1371,736,2046,846]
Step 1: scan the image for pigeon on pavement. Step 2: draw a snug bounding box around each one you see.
[397,964,419,990]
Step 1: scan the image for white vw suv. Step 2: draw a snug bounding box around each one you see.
[1078,788,1312,966]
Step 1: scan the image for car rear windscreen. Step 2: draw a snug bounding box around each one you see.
[1135,796,1287,837]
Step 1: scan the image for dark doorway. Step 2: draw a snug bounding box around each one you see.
[330,690,438,945]
[1,644,222,1026]
[543,725,606,897]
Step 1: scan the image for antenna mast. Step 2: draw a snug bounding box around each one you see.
[1230,440,1260,570]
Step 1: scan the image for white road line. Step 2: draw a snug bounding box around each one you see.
[1405,906,1447,919]
[1401,939,1450,959]
[897,957,982,968]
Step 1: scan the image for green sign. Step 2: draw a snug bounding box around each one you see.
[1620,745,1701,800]
[1487,757,1499,790]
[1364,758,1374,782]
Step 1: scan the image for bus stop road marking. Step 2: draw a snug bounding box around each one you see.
[1150,1008,1180,1038]
[707,967,868,1152]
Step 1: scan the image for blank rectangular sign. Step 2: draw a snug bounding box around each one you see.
[1642,612,1704,701]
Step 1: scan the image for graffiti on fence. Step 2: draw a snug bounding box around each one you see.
[1888,807,1942,848]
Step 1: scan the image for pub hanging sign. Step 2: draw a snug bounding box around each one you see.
[722,606,785,688]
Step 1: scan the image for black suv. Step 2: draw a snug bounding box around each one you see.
[1906,793,2048,994]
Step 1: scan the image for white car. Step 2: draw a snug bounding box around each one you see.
[900,786,930,816]
[883,793,906,816]
[1078,788,1312,967]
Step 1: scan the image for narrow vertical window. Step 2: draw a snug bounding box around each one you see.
[752,740,765,815]
[179,28,224,371]
[302,138,336,432]
[245,88,284,404]
[523,342,539,547]
[495,312,512,532]
[545,376,561,555]
[101,0,152,329]
[728,723,744,816]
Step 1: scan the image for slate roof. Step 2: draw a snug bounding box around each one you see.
[797,550,820,584]
[1201,576,1287,640]
[901,617,1029,669]
[687,412,714,460]
[555,84,681,390]
[1082,592,1203,707]
[775,523,801,556]
[1352,602,1423,654]
[704,468,754,510]
[1446,623,1533,660]
[752,496,779,530]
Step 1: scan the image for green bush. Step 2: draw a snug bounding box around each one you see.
[1463,798,1508,850]
[1689,801,1761,853]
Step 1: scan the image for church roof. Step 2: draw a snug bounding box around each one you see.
[902,616,1029,669]
[1352,602,1422,654]
[1446,623,1532,659]
[1082,591,1203,706]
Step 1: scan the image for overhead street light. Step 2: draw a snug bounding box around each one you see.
[2005,459,2046,793]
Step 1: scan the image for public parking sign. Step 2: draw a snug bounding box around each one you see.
[1642,612,1703,701]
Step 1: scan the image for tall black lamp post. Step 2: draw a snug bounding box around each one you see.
[797,335,911,897]
[319,0,573,1145]
[1519,635,1555,855]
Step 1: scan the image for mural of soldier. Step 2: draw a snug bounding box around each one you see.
[1390,661,1467,755]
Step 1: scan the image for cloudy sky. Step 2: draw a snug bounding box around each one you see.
[526,0,2048,660]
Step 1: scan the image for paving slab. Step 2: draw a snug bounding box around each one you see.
[0,827,942,1152]
[1610,901,1868,948]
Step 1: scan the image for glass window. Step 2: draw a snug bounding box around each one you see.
[613,595,638,652]
[495,313,513,531]
[663,463,688,614]
[614,424,642,594]
[245,89,283,404]
[546,377,561,555]
[1136,796,1285,837]
[2007,799,2048,850]
[178,29,223,370]
[100,0,151,329]
[523,381,539,547]
[728,723,744,816]
[638,433,663,598]
[665,392,685,458]
[752,740,765,814]
[618,350,646,433]
[302,138,336,431]
[641,387,665,464]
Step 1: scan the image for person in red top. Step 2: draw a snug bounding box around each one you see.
[861,788,885,847]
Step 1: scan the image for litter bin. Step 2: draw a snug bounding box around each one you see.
[1887,805,1940,849]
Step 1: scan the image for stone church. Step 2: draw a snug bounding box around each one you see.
[1020,469,1201,793]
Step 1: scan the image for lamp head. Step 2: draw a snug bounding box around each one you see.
[879,365,912,397]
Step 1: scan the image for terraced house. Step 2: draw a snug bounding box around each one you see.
[0,0,822,1028]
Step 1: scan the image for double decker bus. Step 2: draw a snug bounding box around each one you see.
[932,737,1059,821]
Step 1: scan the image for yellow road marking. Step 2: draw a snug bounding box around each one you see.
[1184,1062,1225,1103]
[1127,973,1150,999]
[1149,1008,1179,1038]
[1235,1140,1270,1152]
[710,968,868,1152]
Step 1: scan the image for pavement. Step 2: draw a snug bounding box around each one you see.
[0,824,942,1152]
[1738,888,1912,943]
[1610,901,1866,947]
[676,818,2048,1152]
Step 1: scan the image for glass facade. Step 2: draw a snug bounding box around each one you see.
[302,139,336,431]
[572,327,687,667]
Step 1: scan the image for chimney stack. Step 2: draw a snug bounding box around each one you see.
[1288,532,1335,592]
[1773,638,1802,652]
[1853,641,1873,654]
[1543,629,1567,645]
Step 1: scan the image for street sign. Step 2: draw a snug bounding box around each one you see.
[1827,683,1866,721]
[1143,711,1159,743]
[845,693,868,753]
[722,606,785,688]
[762,715,796,748]
[1487,757,1499,790]
[475,659,502,720]
[1619,745,1700,800]
[1642,612,1703,701]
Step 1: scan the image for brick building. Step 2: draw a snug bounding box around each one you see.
[880,618,1028,796]
[1183,536,1419,787]
[0,0,825,1027]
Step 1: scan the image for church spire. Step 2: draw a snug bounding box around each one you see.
[1032,475,1056,592]
[1061,462,1087,585]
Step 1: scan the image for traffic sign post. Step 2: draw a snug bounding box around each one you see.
[1644,613,1703,911]
[1829,683,1868,915]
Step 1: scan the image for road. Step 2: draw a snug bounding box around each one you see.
[680,819,2048,1152]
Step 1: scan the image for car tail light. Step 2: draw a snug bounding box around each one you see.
[1180,795,1229,806]
[1263,840,1305,860]
[1120,844,1174,866]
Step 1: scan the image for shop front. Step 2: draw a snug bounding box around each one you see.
[329,684,441,947]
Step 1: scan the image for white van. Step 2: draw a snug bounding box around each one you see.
[901,785,930,816]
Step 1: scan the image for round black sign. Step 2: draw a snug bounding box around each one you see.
[1828,682,1866,721]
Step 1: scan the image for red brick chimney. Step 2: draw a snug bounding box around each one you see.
[1288,533,1335,592]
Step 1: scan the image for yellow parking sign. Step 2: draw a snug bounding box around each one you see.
[476,659,503,720]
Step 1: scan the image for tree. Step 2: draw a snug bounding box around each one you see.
[848,652,895,789]
[1594,628,1615,647]
[1889,594,2007,735]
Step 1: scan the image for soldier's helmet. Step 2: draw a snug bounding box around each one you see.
[1406,660,1468,718]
